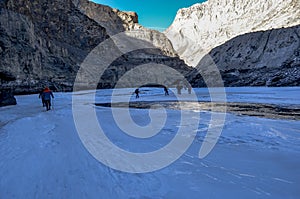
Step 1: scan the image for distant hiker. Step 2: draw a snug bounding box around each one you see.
[176,84,182,95]
[38,89,46,107]
[164,86,169,96]
[42,87,54,111]
[187,85,192,94]
[135,88,140,99]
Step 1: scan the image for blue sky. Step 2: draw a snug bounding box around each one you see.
[91,0,206,31]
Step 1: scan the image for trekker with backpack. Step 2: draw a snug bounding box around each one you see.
[135,88,140,98]
[42,87,54,111]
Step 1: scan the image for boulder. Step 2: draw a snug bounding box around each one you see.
[0,90,17,107]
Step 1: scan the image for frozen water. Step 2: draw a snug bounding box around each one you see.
[0,87,299,198]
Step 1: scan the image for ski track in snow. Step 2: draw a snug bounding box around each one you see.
[0,87,300,198]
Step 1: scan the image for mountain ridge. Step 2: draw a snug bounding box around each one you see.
[165,0,300,66]
[188,25,300,87]
[0,0,299,107]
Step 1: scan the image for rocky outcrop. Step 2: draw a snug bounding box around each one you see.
[73,0,177,57]
[188,25,300,87]
[165,0,300,67]
[0,89,16,107]
[72,0,137,35]
[0,70,17,107]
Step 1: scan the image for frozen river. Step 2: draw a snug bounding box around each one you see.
[0,87,299,198]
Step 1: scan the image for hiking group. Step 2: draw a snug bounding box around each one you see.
[133,84,191,98]
[39,87,54,111]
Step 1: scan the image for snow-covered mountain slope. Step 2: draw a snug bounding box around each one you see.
[0,87,300,198]
[165,0,300,66]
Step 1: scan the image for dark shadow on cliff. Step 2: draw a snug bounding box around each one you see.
[0,0,110,94]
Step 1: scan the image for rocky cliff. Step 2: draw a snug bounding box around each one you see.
[0,0,109,93]
[165,0,300,67]
[0,89,16,107]
[0,0,191,96]
[188,25,300,87]
[73,0,177,57]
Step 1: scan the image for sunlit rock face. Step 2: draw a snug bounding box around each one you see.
[165,0,300,67]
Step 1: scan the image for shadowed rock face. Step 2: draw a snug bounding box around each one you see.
[0,0,109,93]
[188,25,300,87]
[0,0,192,95]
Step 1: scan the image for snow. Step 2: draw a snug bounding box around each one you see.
[0,87,300,198]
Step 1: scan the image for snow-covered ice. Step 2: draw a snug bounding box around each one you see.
[0,87,299,198]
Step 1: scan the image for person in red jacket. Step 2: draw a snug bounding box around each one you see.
[42,87,54,111]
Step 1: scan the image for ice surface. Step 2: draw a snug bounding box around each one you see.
[0,87,299,198]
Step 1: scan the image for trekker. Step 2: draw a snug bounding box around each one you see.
[164,86,169,96]
[187,85,192,94]
[42,87,54,111]
[176,84,182,95]
[38,89,46,107]
[135,88,140,98]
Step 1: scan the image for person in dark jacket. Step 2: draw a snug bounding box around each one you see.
[187,85,192,94]
[135,88,140,98]
[164,86,169,96]
[38,89,46,107]
[42,87,54,111]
